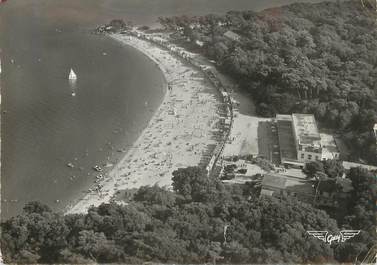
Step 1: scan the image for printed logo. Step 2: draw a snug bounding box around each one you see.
[307,230,361,245]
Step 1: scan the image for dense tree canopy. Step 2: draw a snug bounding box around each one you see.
[305,159,345,179]
[335,167,376,262]
[2,166,375,264]
[160,0,377,164]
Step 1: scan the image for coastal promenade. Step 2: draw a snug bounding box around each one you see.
[67,29,231,214]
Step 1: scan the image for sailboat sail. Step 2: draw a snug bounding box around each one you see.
[69,69,77,80]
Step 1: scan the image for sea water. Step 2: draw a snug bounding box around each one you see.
[0,0,330,219]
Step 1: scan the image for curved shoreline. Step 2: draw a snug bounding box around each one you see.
[67,32,223,214]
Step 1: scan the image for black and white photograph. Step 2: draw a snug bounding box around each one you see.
[0,0,376,264]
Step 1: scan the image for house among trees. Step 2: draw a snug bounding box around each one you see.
[260,173,287,196]
[274,114,340,167]
[260,173,314,202]
[223,30,241,42]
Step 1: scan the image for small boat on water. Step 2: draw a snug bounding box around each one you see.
[93,165,103,172]
[69,68,77,80]
[69,68,77,96]
[0,58,2,74]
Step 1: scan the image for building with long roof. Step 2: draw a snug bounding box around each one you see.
[274,114,339,166]
[260,173,314,202]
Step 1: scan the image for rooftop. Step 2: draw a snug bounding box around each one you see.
[276,118,297,161]
[320,133,339,159]
[276,114,292,121]
[292,114,321,146]
[262,173,315,201]
[262,173,287,190]
[224,30,241,41]
[342,161,377,171]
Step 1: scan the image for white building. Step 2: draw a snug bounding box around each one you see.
[275,114,340,165]
[292,114,323,162]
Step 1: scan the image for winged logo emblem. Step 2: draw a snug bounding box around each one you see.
[307,231,328,243]
[307,230,360,245]
[340,230,361,242]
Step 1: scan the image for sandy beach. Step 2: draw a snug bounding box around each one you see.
[67,33,221,214]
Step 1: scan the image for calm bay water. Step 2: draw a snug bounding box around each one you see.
[0,0,328,218]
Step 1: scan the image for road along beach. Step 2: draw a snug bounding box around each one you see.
[67,32,224,214]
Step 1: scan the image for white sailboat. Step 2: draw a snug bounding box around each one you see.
[69,68,77,96]
[68,68,77,80]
